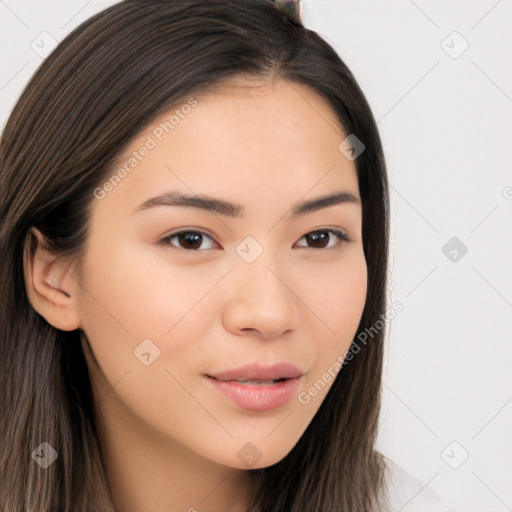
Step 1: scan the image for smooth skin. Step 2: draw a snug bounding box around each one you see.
[24,77,367,512]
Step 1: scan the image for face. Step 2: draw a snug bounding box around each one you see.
[75,77,367,469]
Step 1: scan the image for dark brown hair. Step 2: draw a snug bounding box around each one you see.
[0,1,391,510]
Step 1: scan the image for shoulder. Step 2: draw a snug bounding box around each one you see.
[378,455,454,512]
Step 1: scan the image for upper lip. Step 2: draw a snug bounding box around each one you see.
[206,362,304,381]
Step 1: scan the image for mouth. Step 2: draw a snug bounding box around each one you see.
[204,361,305,411]
[206,361,304,382]
[211,378,289,385]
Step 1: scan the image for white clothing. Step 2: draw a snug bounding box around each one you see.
[381,458,454,512]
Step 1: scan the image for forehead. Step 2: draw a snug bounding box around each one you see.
[97,77,360,217]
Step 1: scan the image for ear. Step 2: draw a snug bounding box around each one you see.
[23,227,81,331]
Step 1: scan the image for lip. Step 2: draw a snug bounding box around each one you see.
[206,361,304,381]
[204,361,305,412]
[205,375,302,412]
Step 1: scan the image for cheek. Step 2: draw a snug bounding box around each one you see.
[80,237,192,329]
[296,255,367,407]
[76,237,223,370]
[310,254,367,346]
[116,252,227,350]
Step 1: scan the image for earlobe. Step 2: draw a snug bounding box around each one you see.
[23,227,81,331]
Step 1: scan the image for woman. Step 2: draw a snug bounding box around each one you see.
[0,1,453,510]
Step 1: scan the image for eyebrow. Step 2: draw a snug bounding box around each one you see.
[131,190,360,218]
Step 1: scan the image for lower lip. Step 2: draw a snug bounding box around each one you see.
[205,376,301,412]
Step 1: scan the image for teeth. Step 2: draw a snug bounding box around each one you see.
[235,379,280,385]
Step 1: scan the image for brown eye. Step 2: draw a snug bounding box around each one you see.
[295,229,351,250]
[160,231,216,251]
[305,231,329,248]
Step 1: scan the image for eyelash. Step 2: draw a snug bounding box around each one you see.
[158,228,352,252]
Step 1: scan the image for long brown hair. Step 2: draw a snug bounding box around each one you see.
[0,1,391,510]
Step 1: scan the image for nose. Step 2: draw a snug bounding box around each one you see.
[221,252,301,340]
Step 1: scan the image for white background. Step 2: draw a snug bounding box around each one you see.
[1,1,511,511]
